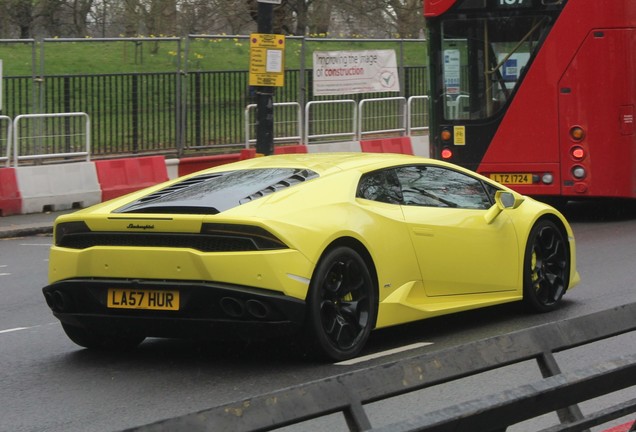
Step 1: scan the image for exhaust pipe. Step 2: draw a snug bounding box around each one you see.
[219,297,245,318]
[219,297,272,320]
[52,290,73,312]
[246,299,270,319]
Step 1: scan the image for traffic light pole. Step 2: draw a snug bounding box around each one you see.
[256,2,274,156]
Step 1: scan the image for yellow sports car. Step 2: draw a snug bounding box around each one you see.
[43,153,580,361]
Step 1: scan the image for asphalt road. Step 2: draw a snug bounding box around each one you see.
[0,200,635,432]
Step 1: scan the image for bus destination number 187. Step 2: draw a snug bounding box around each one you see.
[498,0,531,7]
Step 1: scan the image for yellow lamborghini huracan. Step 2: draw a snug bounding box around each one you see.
[43,153,580,361]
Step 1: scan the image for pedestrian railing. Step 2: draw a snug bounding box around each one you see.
[244,102,303,148]
[122,302,636,432]
[304,99,358,144]
[0,115,12,167]
[12,112,91,166]
[359,96,407,139]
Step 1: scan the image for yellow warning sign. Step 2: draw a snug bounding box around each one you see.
[249,33,285,87]
[454,125,466,145]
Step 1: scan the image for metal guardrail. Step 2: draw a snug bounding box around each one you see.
[359,96,407,139]
[122,302,636,432]
[12,112,91,166]
[407,95,430,135]
[243,97,429,147]
[244,102,302,147]
[0,115,12,167]
[304,99,358,144]
[1,37,430,156]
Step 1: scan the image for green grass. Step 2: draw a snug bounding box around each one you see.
[0,37,428,76]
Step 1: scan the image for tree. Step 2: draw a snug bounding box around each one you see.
[6,0,37,38]
[67,0,94,37]
[384,0,424,38]
[334,0,424,38]
[245,0,296,35]
[0,0,424,39]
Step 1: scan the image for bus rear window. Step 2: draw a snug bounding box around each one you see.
[441,15,551,120]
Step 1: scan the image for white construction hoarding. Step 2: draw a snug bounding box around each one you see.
[312,49,400,96]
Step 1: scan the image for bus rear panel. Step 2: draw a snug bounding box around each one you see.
[425,0,636,199]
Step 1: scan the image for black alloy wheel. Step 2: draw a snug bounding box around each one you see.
[306,246,377,361]
[523,219,570,312]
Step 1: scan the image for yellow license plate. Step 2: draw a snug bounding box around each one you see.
[490,173,533,185]
[107,288,179,311]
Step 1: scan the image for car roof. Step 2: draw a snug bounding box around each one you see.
[112,153,443,215]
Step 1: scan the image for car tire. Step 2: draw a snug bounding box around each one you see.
[523,219,569,313]
[61,323,145,350]
[305,246,377,362]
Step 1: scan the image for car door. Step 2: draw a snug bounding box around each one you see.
[396,165,520,296]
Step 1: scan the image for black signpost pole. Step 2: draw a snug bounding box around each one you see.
[256,2,274,156]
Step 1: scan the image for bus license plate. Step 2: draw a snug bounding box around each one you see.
[107,288,179,311]
[490,173,532,185]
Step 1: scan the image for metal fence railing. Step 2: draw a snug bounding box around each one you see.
[359,96,407,139]
[244,102,302,147]
[0,115,12,167]
[122,302,636,432]
[305,99,358,144]
[11,113,91,165]
[0,37,430,160]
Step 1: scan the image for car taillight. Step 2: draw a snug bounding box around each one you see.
[200,223,287,250]
[55,221,91,246]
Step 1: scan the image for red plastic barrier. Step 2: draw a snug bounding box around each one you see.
[0,168,22,216]
[178,150,257,177]
[360,137,413,155]
[274,145,308,154]
[178,154,241,177]
[240,148,257,159]
[95,156,169,202]
[602,422,635,432]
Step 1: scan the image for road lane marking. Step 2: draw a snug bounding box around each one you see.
[335,342,434,366]
[0,327,29,334]
[0,323,56,334]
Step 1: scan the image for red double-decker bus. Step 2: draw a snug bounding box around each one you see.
[424,0,635,201]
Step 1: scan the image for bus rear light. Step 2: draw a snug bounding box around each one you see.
[441,147,453,159]
[572,165,586,179]
[574,182,588,193]
[541,173,554,185]
[569,126,585,141]
[440,129,452,142]
[571,146,585,160]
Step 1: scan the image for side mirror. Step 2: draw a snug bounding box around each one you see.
[484,191,525,224]
[497,191,524,209]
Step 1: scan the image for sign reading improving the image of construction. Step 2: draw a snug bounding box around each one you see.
[312,49,400,96]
